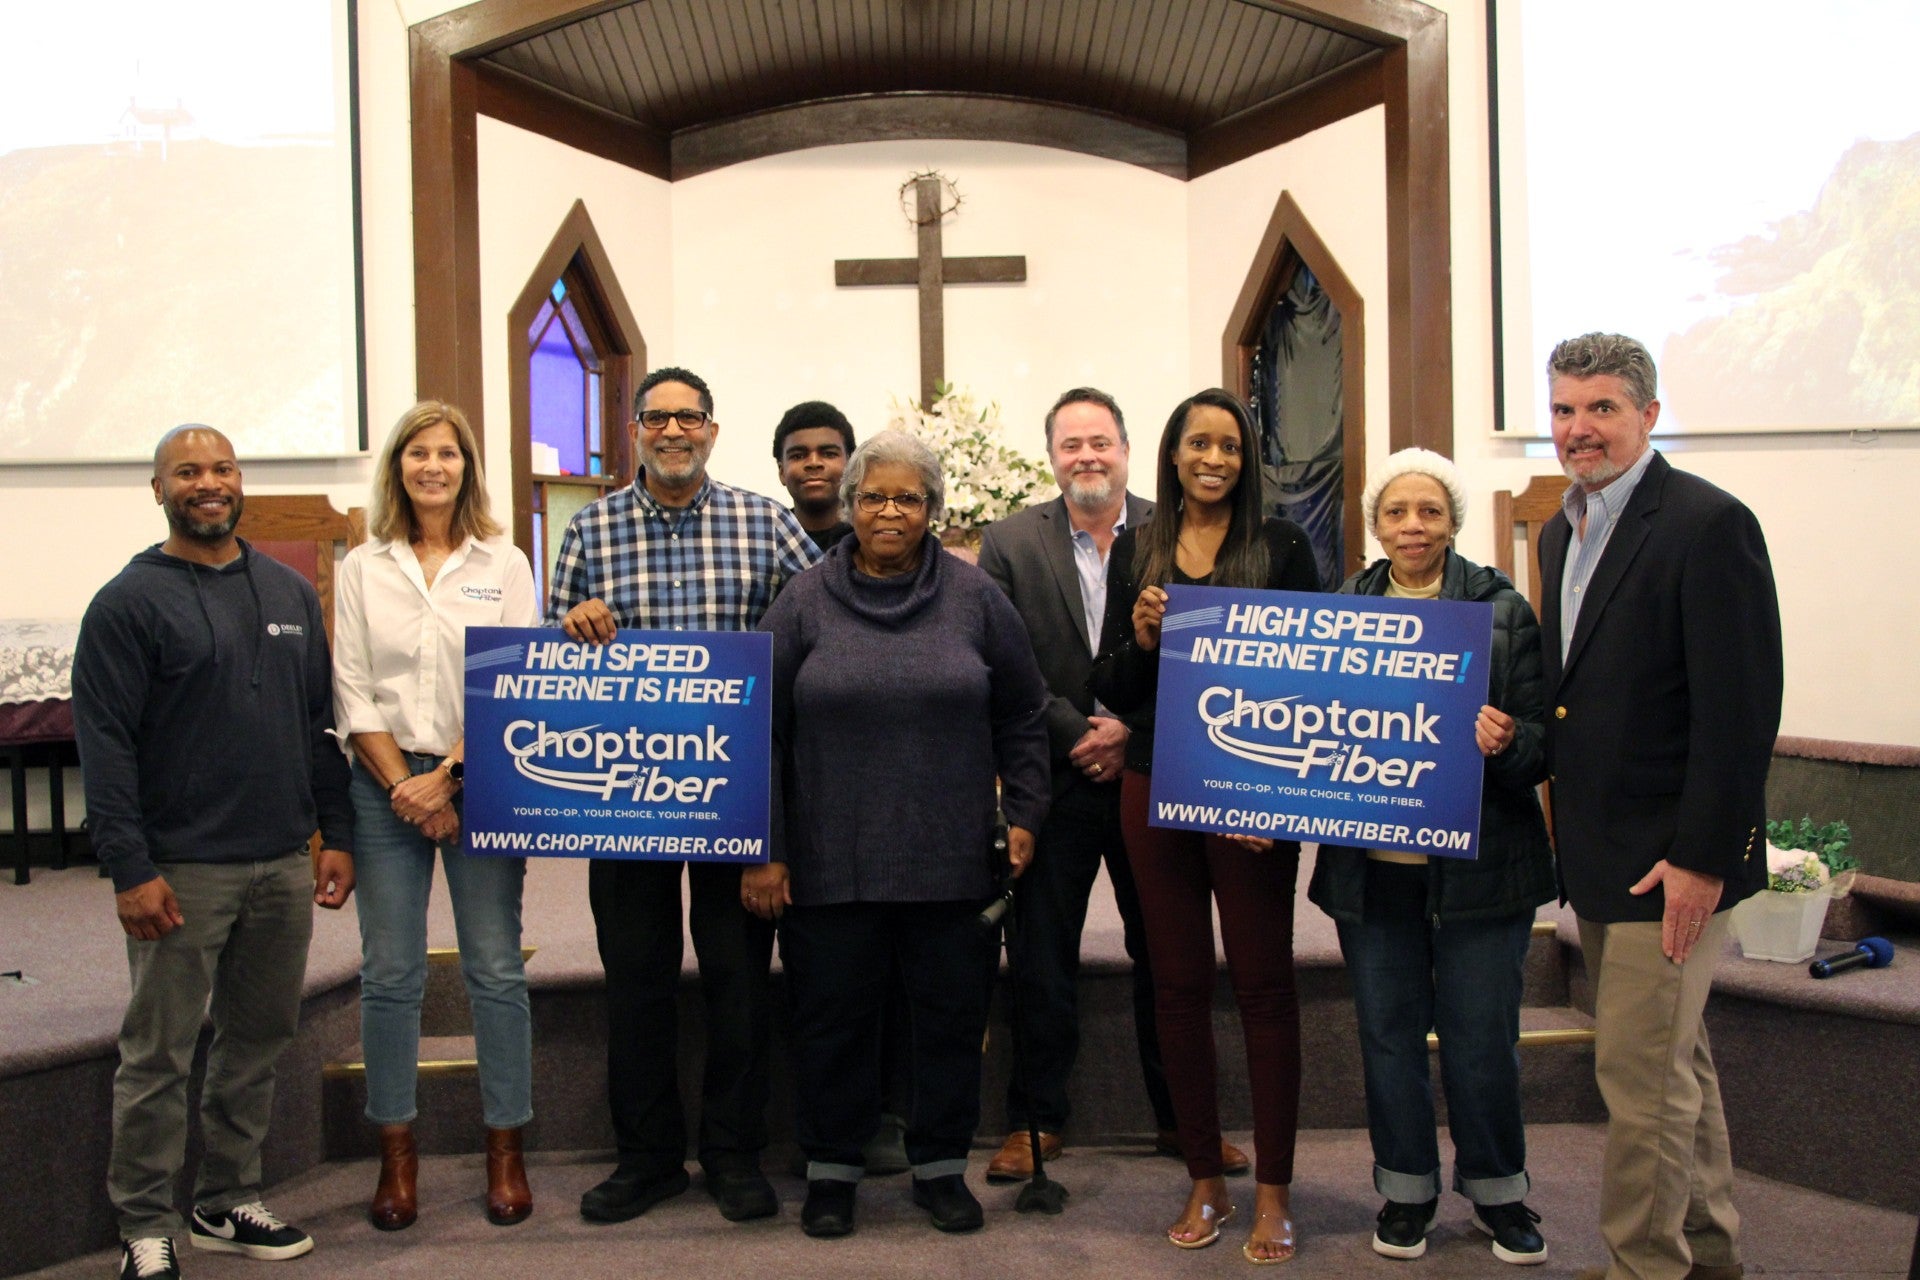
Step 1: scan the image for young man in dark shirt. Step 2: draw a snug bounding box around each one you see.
[772,400,856,552]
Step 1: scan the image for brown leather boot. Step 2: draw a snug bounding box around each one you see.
[369,1124,418,1231]
[485,1127,533,1225]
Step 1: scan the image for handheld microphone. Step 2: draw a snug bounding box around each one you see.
[976,888,1015,931]
[976,818,1012,931]
[1808,936,1894,979]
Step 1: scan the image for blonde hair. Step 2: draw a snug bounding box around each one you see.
[368,401,503,544]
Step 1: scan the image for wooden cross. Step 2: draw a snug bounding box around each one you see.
[834,175,1027,407]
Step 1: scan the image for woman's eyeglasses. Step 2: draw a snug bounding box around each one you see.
[853,490,928,513]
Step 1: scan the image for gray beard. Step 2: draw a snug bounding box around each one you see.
[1560,454,1623,488]
[1064,473,1116,511]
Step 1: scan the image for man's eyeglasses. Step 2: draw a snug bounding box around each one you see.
[638,409,712,431]
[853,490,928,513]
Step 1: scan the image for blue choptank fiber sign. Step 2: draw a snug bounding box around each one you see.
[461,626,770,862]
[1149,586,1493,859]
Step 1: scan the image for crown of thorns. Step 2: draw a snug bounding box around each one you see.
[899,170,963,226]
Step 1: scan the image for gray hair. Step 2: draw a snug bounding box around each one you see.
[840,429,946,524]
[1546,333,1658,410]
[1362,447,1467,537]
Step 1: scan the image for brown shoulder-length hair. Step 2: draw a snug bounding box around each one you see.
[368,401,503,544]
[1133,388,1269,591]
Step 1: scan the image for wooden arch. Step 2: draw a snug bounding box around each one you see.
[1224,189,1369,579]
[505,198,645,559]
[409,0,1451,460]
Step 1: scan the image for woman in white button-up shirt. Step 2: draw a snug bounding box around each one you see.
[333,402,539,1232]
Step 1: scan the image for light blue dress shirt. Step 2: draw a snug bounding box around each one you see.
[1068,505,1130,653]
[1557,446,1658,663]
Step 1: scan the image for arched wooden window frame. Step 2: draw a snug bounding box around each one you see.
[506,199,645,572]
[1223,190,1368,582]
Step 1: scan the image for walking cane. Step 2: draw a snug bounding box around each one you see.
[979,816,1069,1215]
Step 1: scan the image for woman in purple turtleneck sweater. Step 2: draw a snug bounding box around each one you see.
[745,429,1050,1239]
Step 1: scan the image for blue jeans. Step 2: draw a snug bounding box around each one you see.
[351,760,531,1129]
[1335,859,1533,1205]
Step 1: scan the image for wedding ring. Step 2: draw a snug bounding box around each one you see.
[1091,764,1103,775]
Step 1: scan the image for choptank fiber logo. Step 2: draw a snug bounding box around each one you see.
[1195,687,1440,788]
[502,719,733,804]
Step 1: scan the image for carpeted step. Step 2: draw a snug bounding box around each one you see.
[418,945,538,1038]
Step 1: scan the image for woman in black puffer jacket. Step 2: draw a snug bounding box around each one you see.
[1306,448,1556,1266]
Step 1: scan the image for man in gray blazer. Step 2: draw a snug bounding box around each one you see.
[1539,334,1782,1280]
[978,388,1248,1180]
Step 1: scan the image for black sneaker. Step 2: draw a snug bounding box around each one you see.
[1472,1201,1547,1264]
[119,1238,180,1280]
[188,1202,313,1261]
[1372,1198,1438,1259]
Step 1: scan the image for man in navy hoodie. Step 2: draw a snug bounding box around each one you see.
[73,426,356,1280]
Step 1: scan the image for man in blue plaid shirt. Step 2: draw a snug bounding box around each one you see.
[547,366,818,1226]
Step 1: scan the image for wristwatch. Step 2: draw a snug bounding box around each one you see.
[443,758,464,785]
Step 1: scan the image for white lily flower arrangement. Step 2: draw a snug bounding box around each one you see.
[889,382,1056,532]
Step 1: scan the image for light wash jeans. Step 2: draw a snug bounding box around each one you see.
[351,760,531,1128]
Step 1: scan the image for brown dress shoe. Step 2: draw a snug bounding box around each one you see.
[985,1129,1064,1183]
[485,1127,533,1225]
[1154,1130,1252,1176]
[369,1124,418,1231]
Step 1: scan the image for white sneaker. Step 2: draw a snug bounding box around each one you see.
[188,1202,313,1261]
[118,1237,180,1279]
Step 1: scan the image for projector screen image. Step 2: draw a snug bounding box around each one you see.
[1493,0,1920,435]
[0,0,361,462]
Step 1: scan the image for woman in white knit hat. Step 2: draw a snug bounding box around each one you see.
[1306,448,1557,1268]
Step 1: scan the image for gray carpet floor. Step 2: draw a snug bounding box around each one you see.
[19,1125,1914,1280]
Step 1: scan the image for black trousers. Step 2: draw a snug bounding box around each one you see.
[780,899,997,1174]
[588,858,774,1177]
[1006,781,1175,1132]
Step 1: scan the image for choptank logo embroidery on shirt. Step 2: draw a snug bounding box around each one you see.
[266,623,306,637]
[461,585,504,602]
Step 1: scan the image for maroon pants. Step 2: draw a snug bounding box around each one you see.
[1120,769,1302,1184]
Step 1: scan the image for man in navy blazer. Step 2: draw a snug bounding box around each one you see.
[978,388,1236,1179]
[1539,334,1782,1280]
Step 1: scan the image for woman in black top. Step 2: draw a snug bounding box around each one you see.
[1090,389,1320,1262]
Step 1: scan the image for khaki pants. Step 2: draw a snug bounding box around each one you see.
[1578,915,1741,1280]
[109,854,313,1238]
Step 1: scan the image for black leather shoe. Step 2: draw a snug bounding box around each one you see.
[800,1179,857,1238]
[707,1168,778,1222]
[911,1174,984,1233]
[579,1166,689,1222]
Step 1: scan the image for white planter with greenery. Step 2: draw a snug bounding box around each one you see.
[1732,849,1831,963]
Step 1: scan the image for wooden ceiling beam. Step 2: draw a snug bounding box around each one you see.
[1232,0,1432,45]
[1188,49,1385,177]
[410,0,631,61]
[472,61,671,178]
[670,92,1190,181]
